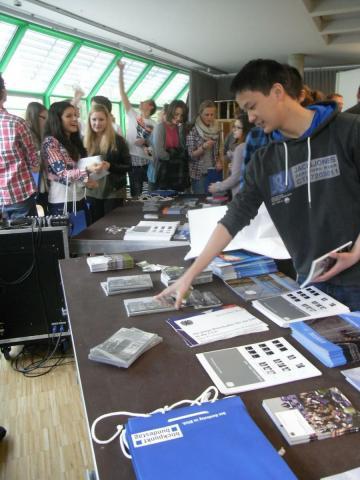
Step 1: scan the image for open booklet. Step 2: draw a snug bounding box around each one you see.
[77,155,109,181]
[300,241,352,288]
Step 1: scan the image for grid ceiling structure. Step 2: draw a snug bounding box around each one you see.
[0,13,190,128]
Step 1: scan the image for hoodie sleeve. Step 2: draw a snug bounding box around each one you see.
[219,152,264,238]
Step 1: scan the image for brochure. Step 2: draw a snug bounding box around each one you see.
[225,272,298,301]
[263,387,360,445]
[252,286,350,328]
[300,241,352,288]
[167,305,268,347]
[124,221,179,242]
[124,296,176,317]
[77,155,109,181]
[291,312,360,367]
[196,337,321,394]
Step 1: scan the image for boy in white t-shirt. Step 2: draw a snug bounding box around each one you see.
[117,61,156,197]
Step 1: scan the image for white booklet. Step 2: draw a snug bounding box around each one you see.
[124,221,179,242]
[196,337,321,395]
[300,241,352,288]
[252,286,350,328]
[167,305,268,347]
[77,155,109,181]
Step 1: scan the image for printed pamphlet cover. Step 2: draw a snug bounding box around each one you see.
[263,387,360,444]
[291,312,360,367]
[226,272,299,301]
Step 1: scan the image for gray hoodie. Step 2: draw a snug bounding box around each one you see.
[220,103,360,285]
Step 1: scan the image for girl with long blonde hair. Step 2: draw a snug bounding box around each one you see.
[84,104,131,222]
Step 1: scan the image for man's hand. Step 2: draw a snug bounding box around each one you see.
[84,179,98,189]
[314,251,360,282]
[208,183,217,194]
[135,138,146,146]
[155,273,193,310]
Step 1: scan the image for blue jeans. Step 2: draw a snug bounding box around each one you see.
[313,282,360,312]
[191,175,207,194]
[2,195,37,220]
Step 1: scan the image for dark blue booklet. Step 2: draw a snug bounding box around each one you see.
[125,395,296,480]
[291,312,360,367]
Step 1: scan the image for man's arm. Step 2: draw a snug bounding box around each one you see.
[156,223,233,308]
[314,234,360,282]
[117,61,132,113]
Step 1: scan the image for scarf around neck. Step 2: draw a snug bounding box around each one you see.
[195,116,219,141]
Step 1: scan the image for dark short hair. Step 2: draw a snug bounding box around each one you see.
[146,99,157,116]
[166,100,188,123]
[44,101,86,160]
[231,59,303,99]
[91,95,112,113]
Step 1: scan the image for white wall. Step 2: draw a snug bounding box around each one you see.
[336,68,360,110]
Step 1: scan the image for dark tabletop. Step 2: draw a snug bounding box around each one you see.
[69,201,190,255]
[60,246,360,480]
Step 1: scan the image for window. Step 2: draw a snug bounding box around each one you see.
[6,95,43,119]
[96,57,147,101]
[178,87,189,103]
[0,21,17,59]
[4,29,72,93]
[129,66,172,104]
[52,45,114,97]
[155,73,190,106]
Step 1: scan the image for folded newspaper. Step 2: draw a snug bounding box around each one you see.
[88,327,162,368]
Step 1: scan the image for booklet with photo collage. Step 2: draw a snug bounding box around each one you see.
[262,387,360,445]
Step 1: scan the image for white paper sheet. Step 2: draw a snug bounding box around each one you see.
[77,155,109,180]
[185,203,290,260]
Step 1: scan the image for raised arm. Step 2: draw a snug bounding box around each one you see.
[117,61,132,113]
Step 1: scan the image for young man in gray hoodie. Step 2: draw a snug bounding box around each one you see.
[158,59,360,311]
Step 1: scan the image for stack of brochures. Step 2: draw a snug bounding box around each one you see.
[341,367,360,392]
[185,290,222,309]
[290,312,360,367]
[124,221,179,242]
[160,265,213,287]
[167,305,268,347]
[263,387,360,445]
[225,272,299,302]
[124,296,176,317]
[172,223,190,241]
[100,274,153,296]
[197,337,321,394]
[162,204,186,215]
[125,395,296,480]
[210,249,278,280]
[88,327,162,368]
[252,286,350,328]
[87,254,134,272]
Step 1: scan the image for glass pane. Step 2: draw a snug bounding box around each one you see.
[178,87,189,103]
[129,66,172,104]
[5,95,44,119]
[96,57,147,101]
[53,46,114,97]
[155,74,189,107]
[0,21,17,59]
[4,29,73,93]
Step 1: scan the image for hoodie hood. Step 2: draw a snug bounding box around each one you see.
[271,101,338,142]
[270,102,339,207]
